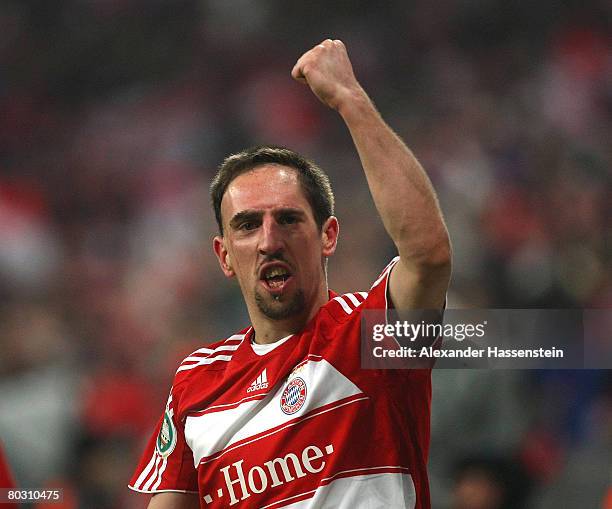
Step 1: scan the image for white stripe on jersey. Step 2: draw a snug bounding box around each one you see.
[177,354,234,372]
[344,292,361,307]
[332,292,368,316]
[371,256,400,289]
[142,455,163,490]
[129,487,199,494]
[185,358,366,466]
[289,354,323,373]
[131,391,175,490]
[182,344,241,362]
[190,355,324,416]
[332,295,353,314]
[132,451,158,489]
[177,334,246,372]
[151,457,168,490]
[192,333,245,354]
[194,393,267,414]
[199,394,368,467]
[227,333,247,341]
[321,465,410,482]
[260,469,415,509]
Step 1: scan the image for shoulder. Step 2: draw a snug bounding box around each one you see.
[173,328,249,383]
[322,291,370,324]
[167,329,249,418]
[321,256,400,324]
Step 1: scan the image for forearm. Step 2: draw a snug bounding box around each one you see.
[292,38,451,307]
[147,493,200,509]
[338,90,451,269]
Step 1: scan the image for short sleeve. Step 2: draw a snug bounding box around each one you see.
[364,256,400,310]
[324,256,399,323]
[128,391,198,494]
[365,256,445,356]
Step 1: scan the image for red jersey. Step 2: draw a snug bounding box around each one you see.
[129,258,432,508]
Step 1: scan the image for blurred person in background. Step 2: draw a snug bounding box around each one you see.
[450,455,531,509]
[128,39,450,509]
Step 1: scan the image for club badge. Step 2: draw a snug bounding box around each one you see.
[280,377,307,415]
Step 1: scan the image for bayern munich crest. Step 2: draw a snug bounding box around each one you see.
[280,377,307,415]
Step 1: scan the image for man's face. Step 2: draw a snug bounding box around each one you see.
[213,164,338,322]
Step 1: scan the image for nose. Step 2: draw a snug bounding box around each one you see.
[258,215,284,257]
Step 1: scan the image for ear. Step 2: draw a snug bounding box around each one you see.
[321,216,339,257]
[213,236,235,278]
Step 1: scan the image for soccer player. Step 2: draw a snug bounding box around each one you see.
[129,39,451,508]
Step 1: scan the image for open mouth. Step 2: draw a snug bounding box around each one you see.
[260,264,293,293]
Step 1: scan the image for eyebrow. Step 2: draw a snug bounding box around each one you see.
[228,208,306,229]
[229,210,261,230]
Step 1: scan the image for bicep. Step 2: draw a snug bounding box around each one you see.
[147,492,200,509]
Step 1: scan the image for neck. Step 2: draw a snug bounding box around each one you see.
[249,286,329,344]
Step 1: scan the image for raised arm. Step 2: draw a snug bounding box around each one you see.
[292,39,451,310]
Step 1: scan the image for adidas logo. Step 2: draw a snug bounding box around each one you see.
[246,369,269,393]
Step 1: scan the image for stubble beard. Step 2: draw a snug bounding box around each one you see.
[254,287,306,320]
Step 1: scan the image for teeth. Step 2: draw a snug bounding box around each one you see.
[265,267,288,279]
[269,279,284,289]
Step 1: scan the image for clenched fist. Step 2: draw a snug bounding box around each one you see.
[291,39,366,111]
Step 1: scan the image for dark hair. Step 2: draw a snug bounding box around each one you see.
[210,145,335,235]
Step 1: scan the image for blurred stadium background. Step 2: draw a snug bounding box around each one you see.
[0,0,610,508]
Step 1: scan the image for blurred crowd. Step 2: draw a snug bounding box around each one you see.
[0,1,610,508]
